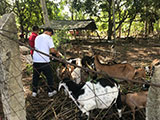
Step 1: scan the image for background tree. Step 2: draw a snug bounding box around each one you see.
[0,0,11,15]
[13,0,44,39]
[40,0,50,27]
[72,0,160,40]
[12,0,64,39]
[1,0,160,40]
[139,0,160,36]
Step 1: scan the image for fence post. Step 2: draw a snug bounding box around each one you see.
[146,65,160,120]
[0,13,26,120]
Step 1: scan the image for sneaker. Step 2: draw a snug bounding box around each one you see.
[32,92,37,97]
[48,90,57,97]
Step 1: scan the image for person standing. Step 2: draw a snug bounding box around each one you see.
[29,26,39,56]
[32,27,60,97]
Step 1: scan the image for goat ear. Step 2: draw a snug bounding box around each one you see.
[155,61,160,66]
[86,62,94,70]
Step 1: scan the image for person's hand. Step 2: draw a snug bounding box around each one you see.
[51,53,59,62]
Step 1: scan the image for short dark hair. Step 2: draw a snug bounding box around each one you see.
[44,27,54,35]
[32,26,39,31]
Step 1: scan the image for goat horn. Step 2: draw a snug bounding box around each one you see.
[58,81,63,91]
[86,62,94,70]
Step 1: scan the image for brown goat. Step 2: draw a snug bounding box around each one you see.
[134,68,146,81]
[94,55,135,81]
[121,91,148,120]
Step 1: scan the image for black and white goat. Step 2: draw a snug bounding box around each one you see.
[58,77,123,119]
[81,55,97,81]
[57,56,96,84]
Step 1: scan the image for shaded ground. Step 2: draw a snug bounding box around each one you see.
[65,37,160,67]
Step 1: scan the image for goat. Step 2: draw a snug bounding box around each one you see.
[71,58,82,84]
[57,57,85,84]
[94,55,135,82]
[81,56,94,68]
[97,55,118,65]
[58,77,123,120]
[145,59,160,78]
[81,55,97,81]
[121,91,148,120]
[56,57,79,80]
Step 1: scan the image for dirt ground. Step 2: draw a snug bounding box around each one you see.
[1,37,160,120]
[25,37,160,120]
[64,37,160,67]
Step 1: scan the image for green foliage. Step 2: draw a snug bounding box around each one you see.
[52,30,71,48]
[154,20,160,32]
[13,0,44,36]
[2,0,160,38]
[46,0,64,20]
[12,0,69,37]
[25,64,33,75]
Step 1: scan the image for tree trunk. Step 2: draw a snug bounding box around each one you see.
[0,13,26,120]
[149,20,154,34]
[146,65,160,120]
[15,0,25,36]
[145,5,148,37]
[107,0,113,40]
[127,15,136,37]
[112,0,116,43]
[71,7,74,20]
[118,25,121,38]
[40,0,50,27]
[145,20,148,37]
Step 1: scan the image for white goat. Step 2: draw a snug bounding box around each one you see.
[59,77,123,120]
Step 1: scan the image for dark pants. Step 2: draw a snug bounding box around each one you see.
[32,63,54,92]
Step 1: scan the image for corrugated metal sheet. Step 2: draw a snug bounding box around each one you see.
[41,20,97,30]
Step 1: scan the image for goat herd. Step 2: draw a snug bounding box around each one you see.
[55,54,159,120]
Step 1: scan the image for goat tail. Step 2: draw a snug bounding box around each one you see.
[118,85,120,89]
[116,83,120,89]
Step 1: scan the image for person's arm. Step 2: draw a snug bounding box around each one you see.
[48,36,62,58]
[50,48,63,62]
[29,35,36,48]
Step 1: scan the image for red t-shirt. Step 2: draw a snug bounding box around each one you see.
[29,32,38,55]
